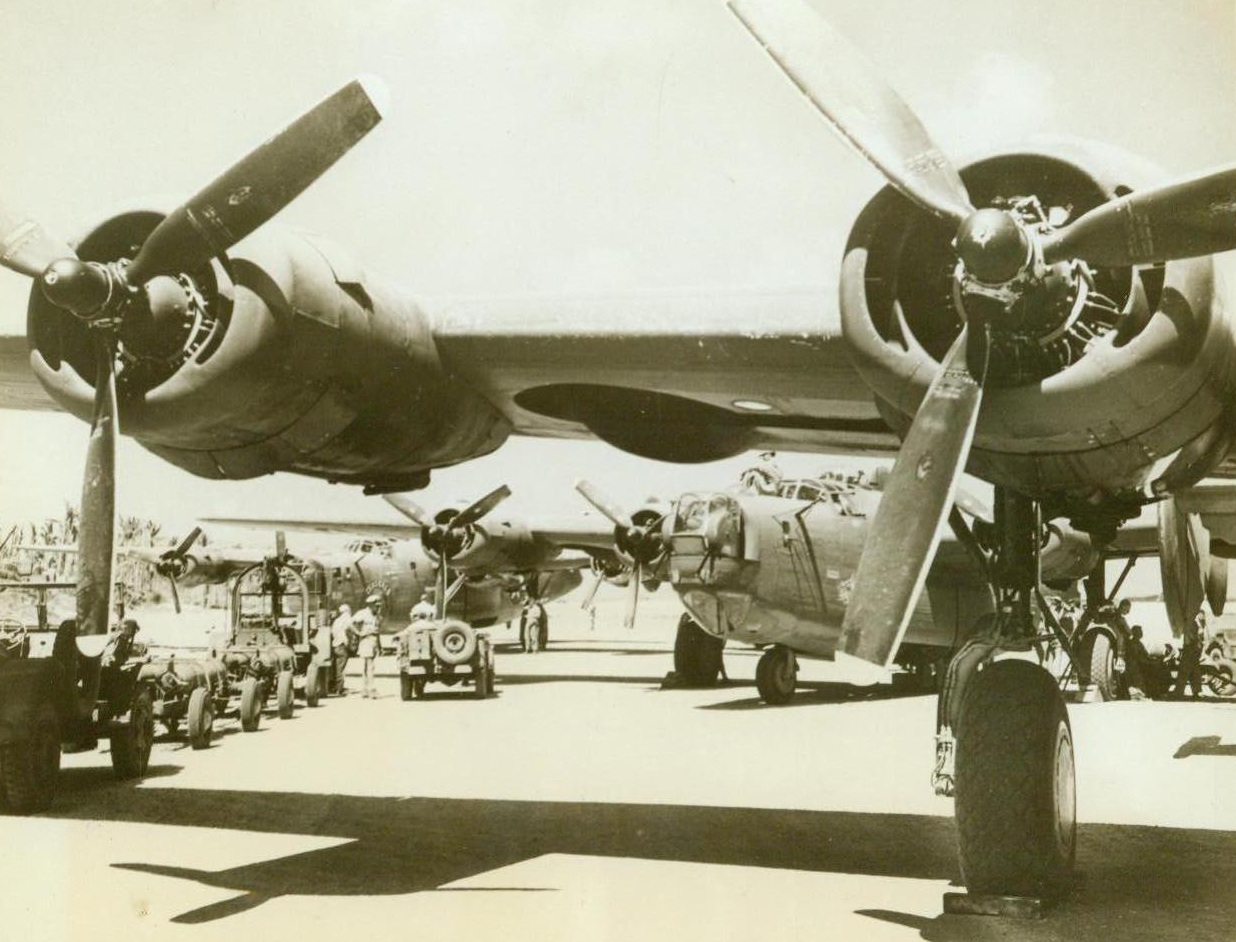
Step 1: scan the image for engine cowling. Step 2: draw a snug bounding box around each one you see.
[27,210,510,492]
[841,141,1236,526]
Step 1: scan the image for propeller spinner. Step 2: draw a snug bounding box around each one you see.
[0,77,385,636]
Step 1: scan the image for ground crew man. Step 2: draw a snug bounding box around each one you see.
[410,590,436,623]
[330,603,353,696]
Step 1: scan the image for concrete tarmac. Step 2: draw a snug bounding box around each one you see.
[3,592,1236,941]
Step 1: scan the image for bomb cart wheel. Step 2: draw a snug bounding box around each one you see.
[433,620,477,666]
[1088,632,1127,701]
[956,658,1076,899]
[239,677,262,732]
[1,726,60,813]
[276,670,294,719]
[111,688,155,781]
[187,687,214,751]
[755,645,797,705]
[304,662,323,707]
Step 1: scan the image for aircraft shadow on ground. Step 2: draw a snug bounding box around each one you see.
[44,786,1236,937]
[698,682,932,710]
[1174,734,1236,759]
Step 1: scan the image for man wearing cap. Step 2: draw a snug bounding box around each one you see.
[354,594,382,698]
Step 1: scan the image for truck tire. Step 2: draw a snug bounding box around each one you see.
[187,687,214,751]
[276,670,294,719]
[956,659,1076,898]
[304,662,322,707]
[1,727,59,813]
[433,620,477,666]
[111,688,154,781]
[239,677,262,732]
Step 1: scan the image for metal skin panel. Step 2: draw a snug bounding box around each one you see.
[26,218,510,491]
[670,493,991,658]
[842,144,1236,512]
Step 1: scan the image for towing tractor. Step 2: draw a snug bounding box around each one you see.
[0,582,156,813]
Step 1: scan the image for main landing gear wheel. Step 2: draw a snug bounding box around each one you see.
[955,659,1076,898]
[755,645,797,705]
[673,617,724,686]
[187,686,214,751]
[111,688,155,781]
[239,677,262,732]
[1,726,60,813]
[276,670,295,719]
[1088,632,1127,701]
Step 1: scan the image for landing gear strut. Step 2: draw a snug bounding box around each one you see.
[938,489,1077,904]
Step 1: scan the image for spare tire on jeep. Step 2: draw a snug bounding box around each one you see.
[432,620,477,666]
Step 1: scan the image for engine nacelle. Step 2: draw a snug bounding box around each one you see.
[27,211,510,491]
[841,141,1236,524]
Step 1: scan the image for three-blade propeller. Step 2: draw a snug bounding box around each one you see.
[0,77,385,637]
[154,526,204,615]
[729,0,1236,674]
[384,485,512,618]
[574,479,666,629]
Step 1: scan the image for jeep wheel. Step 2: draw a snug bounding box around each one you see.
[187,687,214,750]
[2,727,59,813]
[433,620,477,666]
[111,688,154,780]
[239,677,262,732]
[276,670,295,719]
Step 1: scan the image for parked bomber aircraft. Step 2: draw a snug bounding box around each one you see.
[3,0,1236,906]
[203,486,611,650]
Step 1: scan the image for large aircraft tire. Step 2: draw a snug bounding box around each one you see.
[1088,632,1126,701]
[538,611,549,650]
[755,646,797,705]
[304,662,322,707]
[187,687,214,751]
[433,621,478,666]
[111,688,154,781]
[239,677,262,732]
[956,659,1076,898]
[1,727,59,813]
[276,670,295,719]
[674,618,723,686]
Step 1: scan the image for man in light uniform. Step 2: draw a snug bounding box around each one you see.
[330,603,353,696]
[410,590,436,623]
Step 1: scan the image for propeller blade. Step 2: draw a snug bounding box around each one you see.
[1043,163,1236,268]
[1209,556,1228,617]
[172,526,204,558]
[275,530,287,559]
[728,0,973,223]
[76,341,118,637]
[383,493,433,528]
[580,571,603,613]
[451,485,511,530]
[167,575,182,615]
[623,565,640,630]
[836,327,987,679]
[1157,497,1208,635]
[436,562,448,620]
[126,76,386,284]
[575,479,634,530]
[0,202,78,278]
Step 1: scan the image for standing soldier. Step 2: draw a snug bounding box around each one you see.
[1174,610,1206,699]
[354,594,382,698]
[329,603,353,696]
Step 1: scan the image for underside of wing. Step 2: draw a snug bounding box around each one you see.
[199,517,420,540]
[429,289,897,463]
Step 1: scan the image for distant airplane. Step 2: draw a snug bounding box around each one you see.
[3,0,1236,904]
[202,485,617,651]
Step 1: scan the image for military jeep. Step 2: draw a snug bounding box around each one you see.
[396,618,494,700]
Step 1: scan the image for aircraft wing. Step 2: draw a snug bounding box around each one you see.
[427,290,899,458]
[199,517,420,539]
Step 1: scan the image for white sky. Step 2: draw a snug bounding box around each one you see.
[1,0,1234,534]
